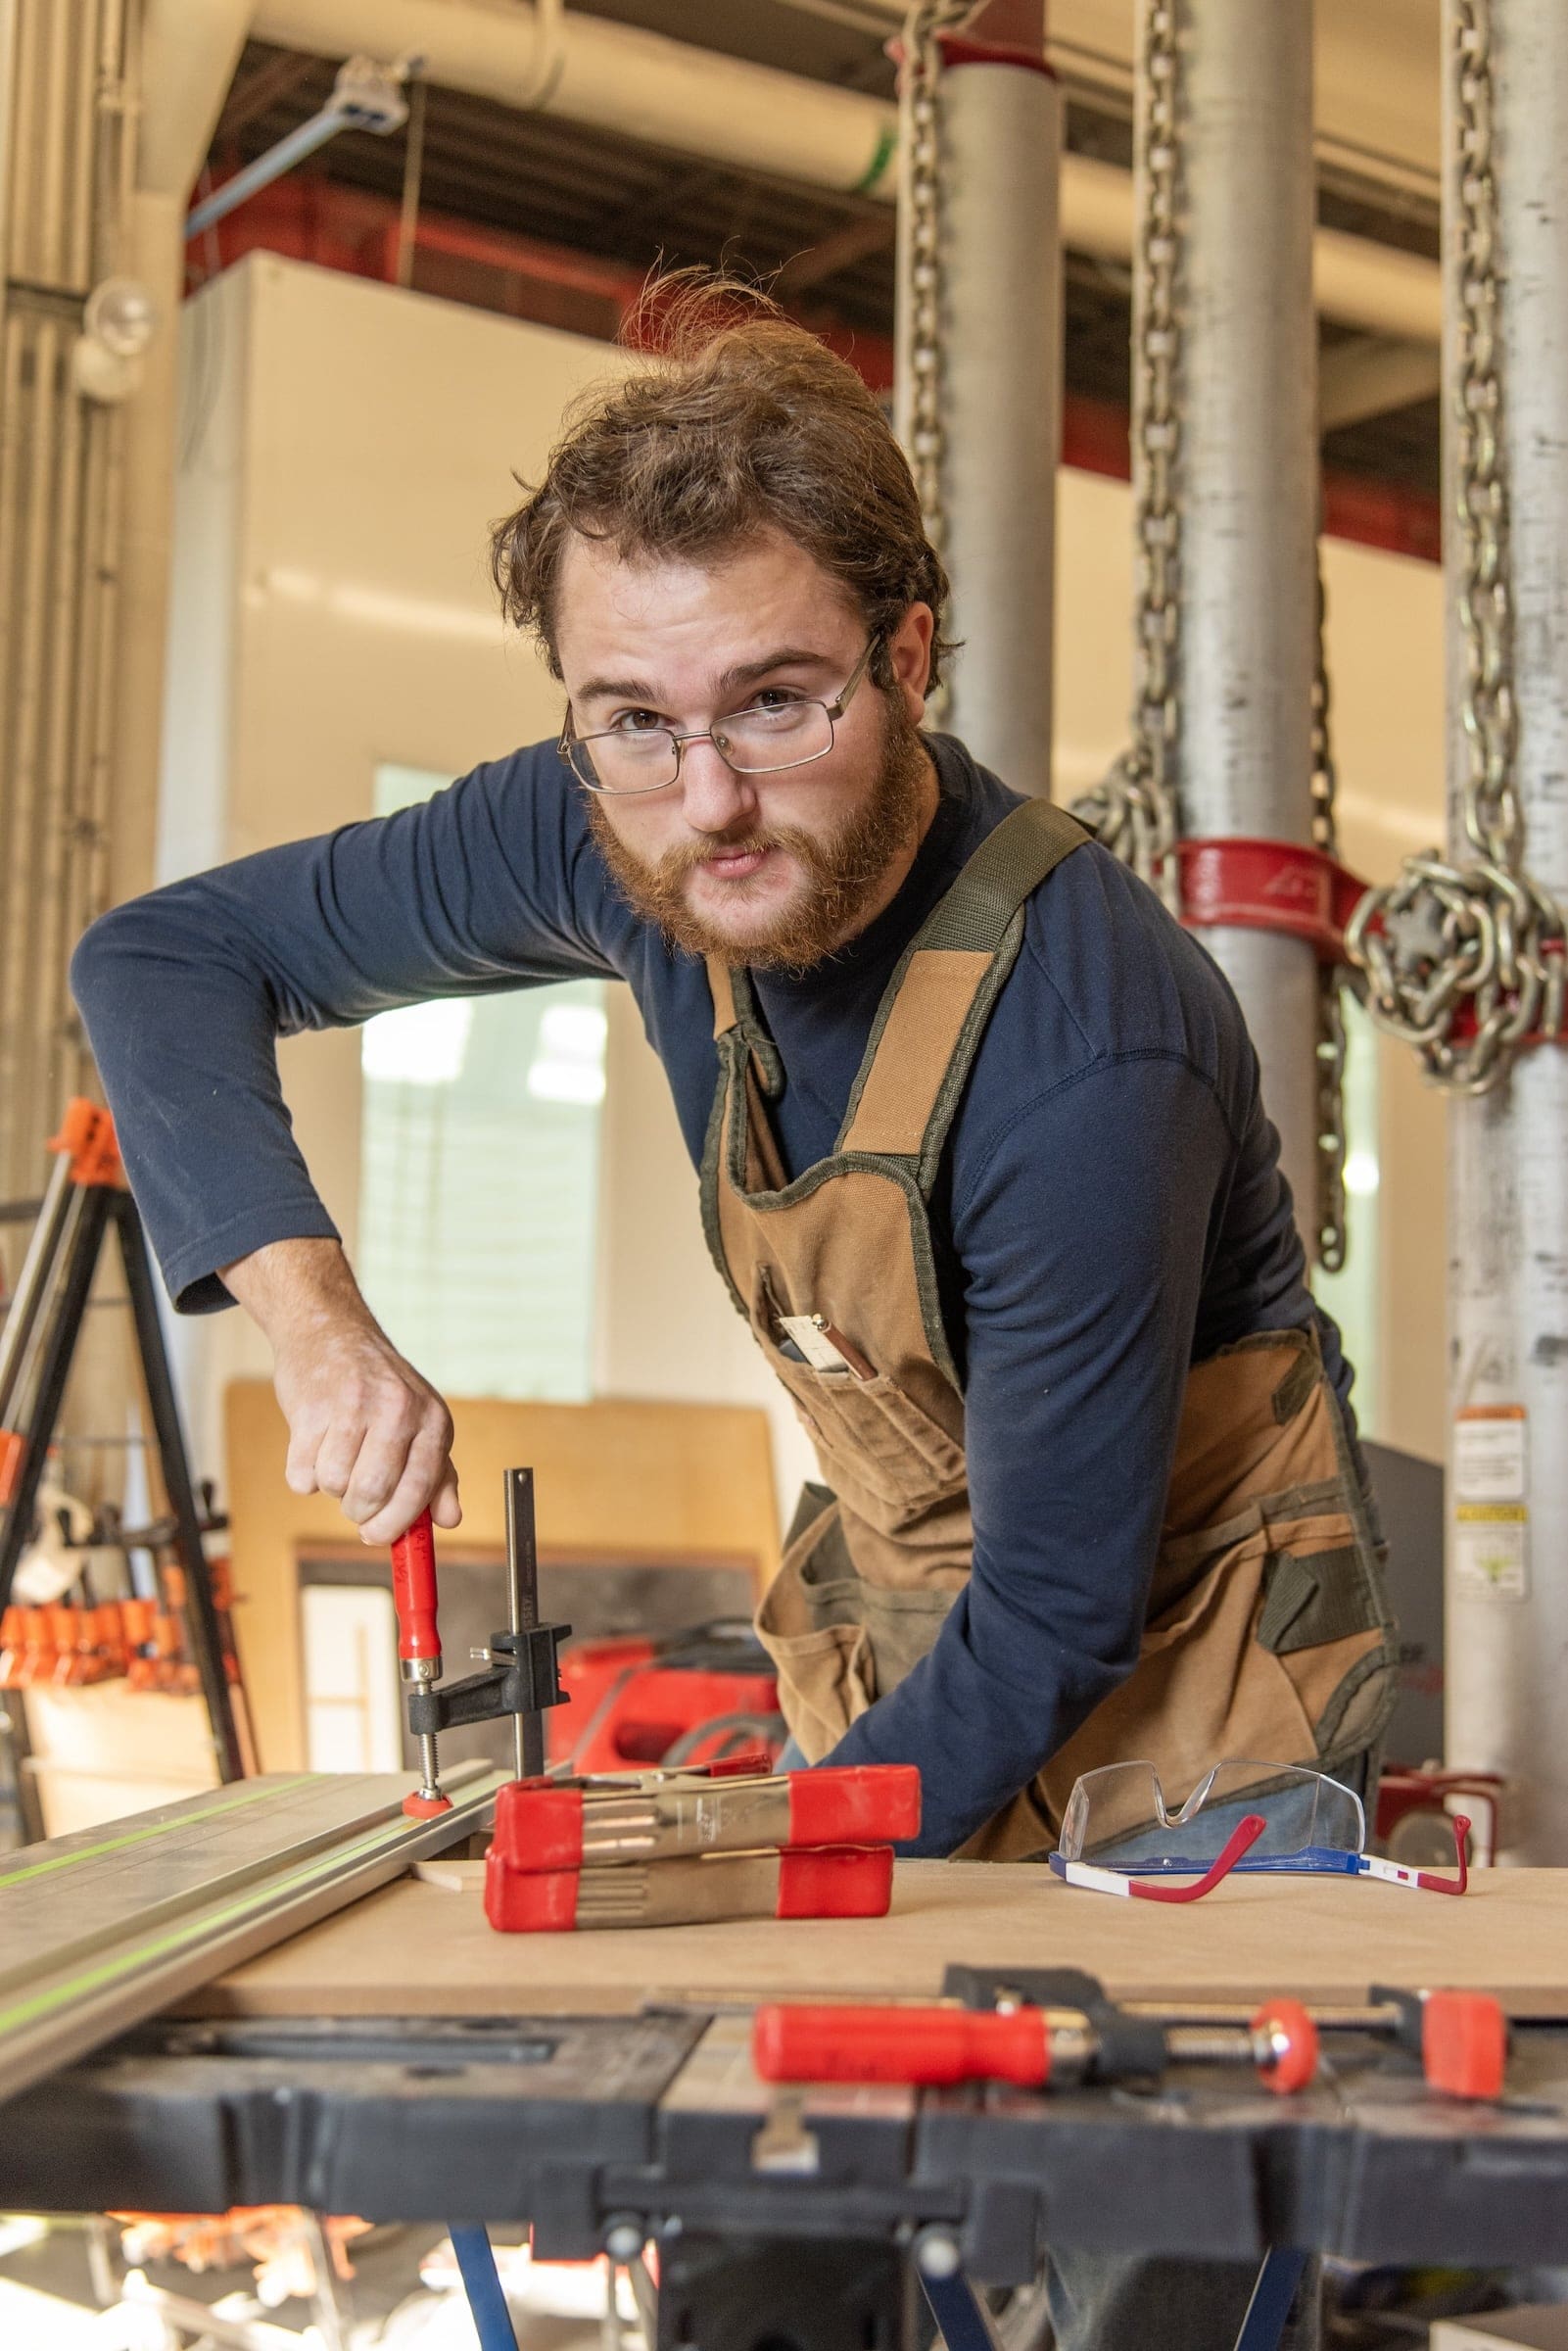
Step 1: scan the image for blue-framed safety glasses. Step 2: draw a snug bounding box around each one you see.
[1050,1759,1469,1901]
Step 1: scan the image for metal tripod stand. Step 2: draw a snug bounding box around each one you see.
[0,1103,246,1826]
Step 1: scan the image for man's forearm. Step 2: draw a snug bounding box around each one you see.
[222,1236,461,1543]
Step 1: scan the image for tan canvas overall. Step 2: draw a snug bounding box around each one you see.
[702,798,1399,1859]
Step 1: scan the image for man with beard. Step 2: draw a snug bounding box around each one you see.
[73,282,1393,2349]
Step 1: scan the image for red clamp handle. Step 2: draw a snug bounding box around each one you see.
[391,1507,441,1665]
[753,2002,1050,2088]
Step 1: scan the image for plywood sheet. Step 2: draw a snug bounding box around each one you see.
[197,1860,1568,2021]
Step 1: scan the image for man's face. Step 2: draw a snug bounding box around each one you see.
[552,529,937,969]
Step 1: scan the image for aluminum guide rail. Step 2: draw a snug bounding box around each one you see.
[0,1765,499,2107]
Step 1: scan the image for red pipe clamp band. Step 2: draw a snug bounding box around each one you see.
[1177,838,1369,965]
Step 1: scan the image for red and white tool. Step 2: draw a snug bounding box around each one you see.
[490,1763,921,1870]
[751,1980,1510,2103]
[485,1842,895,1933]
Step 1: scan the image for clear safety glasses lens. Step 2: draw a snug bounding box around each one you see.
[1058,1758,1366,1872]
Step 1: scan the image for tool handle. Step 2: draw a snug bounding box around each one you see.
[391,1508,441,1665]
[752,2002,1050,2088]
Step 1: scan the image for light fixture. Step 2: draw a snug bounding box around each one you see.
[71,277,159,405]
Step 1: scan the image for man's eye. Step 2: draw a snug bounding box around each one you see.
[611,709,665,735]
[747,690,802,712]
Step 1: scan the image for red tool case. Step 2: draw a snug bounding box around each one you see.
[547,1623,785,1772]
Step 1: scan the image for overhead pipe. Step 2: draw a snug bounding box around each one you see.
[185,52,413,241]
[251,0,1443,345]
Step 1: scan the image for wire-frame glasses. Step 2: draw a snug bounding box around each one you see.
[558,638,879,797]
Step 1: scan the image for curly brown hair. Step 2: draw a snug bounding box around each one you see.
[489,271,954,696]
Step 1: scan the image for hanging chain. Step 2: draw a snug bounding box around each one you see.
[1310,562,1351,1272]
[897,1,974,724]
[1071,0,1184,912]
[1347,0,1566,1094]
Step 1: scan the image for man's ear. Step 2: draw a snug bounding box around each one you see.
[887,602,935,719]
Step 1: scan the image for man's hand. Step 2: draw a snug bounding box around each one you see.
[221,1238,460,1546]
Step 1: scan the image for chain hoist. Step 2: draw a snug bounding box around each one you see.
[896,0,976,721]
[1347,0,1567,1093]
[1070,0,1184,914]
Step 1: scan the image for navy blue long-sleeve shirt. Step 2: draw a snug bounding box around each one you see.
[71,733,1354,1856]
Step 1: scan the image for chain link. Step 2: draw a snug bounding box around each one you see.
[1310,561,1352,1272]
[897,0,975,731]
[1347,0,1567,1094]
[1071,0,1184,913]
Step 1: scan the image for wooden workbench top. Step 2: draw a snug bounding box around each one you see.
[195,1859,1568,2019]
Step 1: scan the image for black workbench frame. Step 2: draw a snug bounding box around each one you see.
[4,2007,1567,2282]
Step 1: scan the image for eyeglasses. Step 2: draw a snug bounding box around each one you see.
[1049,1759,1470,1902]
[558,637,879,797]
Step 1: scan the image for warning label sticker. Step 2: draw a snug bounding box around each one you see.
[1454,1405,1528,1503]
[1453,1501,1529,1599]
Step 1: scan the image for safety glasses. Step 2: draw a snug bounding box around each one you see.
[1049,1759,1470,1903]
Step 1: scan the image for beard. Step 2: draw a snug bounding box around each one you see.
[586,696,932,974]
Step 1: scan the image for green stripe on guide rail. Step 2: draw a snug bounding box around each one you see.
[0,1783,499,2042]
[0,1775,316,1892]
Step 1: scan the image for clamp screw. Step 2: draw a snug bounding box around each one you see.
[603,2218,645,2263]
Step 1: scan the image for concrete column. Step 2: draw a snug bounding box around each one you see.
[1445,0,1568,1861]
[939,38,1061,794]
[896,6,1062,797]
[1173,0,1319,1226]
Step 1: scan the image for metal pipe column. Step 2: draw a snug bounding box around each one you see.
[894,6,1061,797]
[1173,1,1319,1224]
[938,29,1061,794]
[1445,0,1568,1861]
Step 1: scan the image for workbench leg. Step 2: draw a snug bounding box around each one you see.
[450,2224,519,2351]
[918,2266,1006,2351]
[1231,2248,1310,2351]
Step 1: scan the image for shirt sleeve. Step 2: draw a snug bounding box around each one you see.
[824,1052,1235,1857]
[70,745,615,1313]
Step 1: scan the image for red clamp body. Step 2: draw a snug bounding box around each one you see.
[491,1763,920,1873]
[485,1843,894,1934]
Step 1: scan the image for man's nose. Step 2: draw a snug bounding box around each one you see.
[679,736,759,833]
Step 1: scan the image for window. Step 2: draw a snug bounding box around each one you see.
[356,764,605,1400]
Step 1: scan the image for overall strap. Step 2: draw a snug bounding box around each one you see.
[839,797,1089,1186]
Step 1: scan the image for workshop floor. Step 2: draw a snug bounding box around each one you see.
[0,2216,639,2347]
[1,2213,1563,2348]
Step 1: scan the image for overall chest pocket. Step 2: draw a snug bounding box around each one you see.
[753,1269,967,1532]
